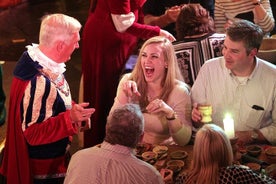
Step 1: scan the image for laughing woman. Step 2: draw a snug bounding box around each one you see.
[110,36,192,146]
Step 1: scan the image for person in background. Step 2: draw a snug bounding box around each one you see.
[80,0,175,148]
[270,0,276,35]
[142,0,214,37]
[0,64,5,126]
[64,104,164,184]
[174,3,225,86]
[191,20,276,146]
[215,0,275,36]
[175,124,276,184]
[110,36,192,146]
[0,14,95,184]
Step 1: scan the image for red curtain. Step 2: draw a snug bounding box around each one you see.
[0,0,22,8]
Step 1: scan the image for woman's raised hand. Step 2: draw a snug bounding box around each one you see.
[146,99,174,117]
[123,80,141,99]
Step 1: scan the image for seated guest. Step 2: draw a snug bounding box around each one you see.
[175,124,276,184]
[174,3,225,86]
[214,0,275,35]
[191,20,276,145]
[64,104,164,184]
[110,36,192,146]
[142,0,214,37]
[271,0,276,35]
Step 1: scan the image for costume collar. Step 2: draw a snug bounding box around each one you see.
[26,43,66,75]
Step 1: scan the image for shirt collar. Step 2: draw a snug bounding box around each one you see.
[250,57,259,78]
[26,43,66,75]
[226,57,258,81]
[101,141,134,156]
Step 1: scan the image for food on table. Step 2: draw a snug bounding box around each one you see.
[265,164,276,180]
[153,145,168,154]
[265,146,276,162]
[154,159,166,170]
[166,159,185,169]
[265,147,276,156]
[245,162,261,172]
[246,145,262,157]
[170,150,188,160]
[142,151,158,164]
[135,143,152,158]
[153,145,168,159]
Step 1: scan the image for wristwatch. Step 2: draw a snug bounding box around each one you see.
[166,111,177,121]
[251,130,259,141]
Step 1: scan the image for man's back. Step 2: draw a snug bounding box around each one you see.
[64,142,164,184]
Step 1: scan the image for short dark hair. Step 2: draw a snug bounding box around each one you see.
[104,104,144,148]
[226,20,264,54]
[176,3,215,40]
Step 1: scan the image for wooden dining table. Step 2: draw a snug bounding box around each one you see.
[157,144,193,183]
[136,143,194,183]
[137,143,276,183]
[160,144,193,172]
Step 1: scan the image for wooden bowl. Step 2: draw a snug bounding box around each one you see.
[166,159,185,168]
[265,147,276,156]
[152,145,168,156]
[141,151,157,164]
[265,147,276,162]
[170,150,188,160]
[246,145,262,157]
[135,143,152,158]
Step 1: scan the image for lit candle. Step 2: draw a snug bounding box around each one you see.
[223,114,235,139]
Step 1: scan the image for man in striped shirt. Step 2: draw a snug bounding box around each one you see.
[64,104,164,184]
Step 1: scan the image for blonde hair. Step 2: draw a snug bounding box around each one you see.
[39,13,81,47]
[129,36,185,109]
[185,124,233,184]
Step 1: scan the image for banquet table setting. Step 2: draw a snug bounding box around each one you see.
[135,142,276,183]
[135,143,193,183]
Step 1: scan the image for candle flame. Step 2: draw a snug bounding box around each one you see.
[224,113,232,119]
